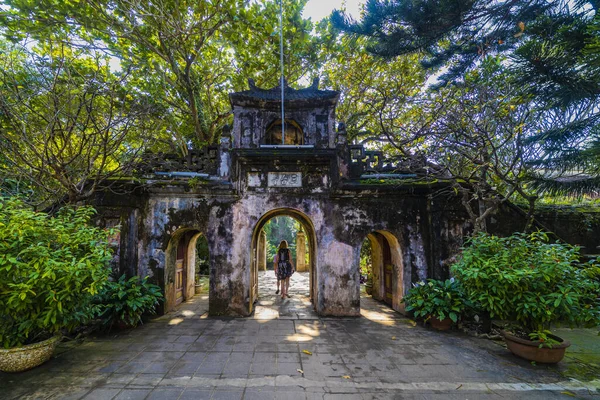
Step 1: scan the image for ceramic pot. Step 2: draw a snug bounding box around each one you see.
[0,335,61,373]
[430,316,453,331]
[195,284,203,295]
[365,279,373,296]
[501,331,570,363]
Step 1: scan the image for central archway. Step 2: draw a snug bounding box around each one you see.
[249,208,317,314]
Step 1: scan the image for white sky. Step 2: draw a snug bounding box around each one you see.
[302,0,364,22]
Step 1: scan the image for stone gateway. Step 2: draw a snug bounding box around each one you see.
[90,79,597,317]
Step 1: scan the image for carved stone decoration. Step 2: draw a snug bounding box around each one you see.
[336,122,347,145]
[348,145,424,178]
[140,146,219,176]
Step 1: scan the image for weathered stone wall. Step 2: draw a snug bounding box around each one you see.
[488,204,600,256]
[91,173,600,319]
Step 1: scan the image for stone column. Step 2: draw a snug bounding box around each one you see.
[258,230,267,271]
[296,230,307,272]
[336,122,350,181]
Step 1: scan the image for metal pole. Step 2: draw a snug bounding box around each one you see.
[279,0,285,145]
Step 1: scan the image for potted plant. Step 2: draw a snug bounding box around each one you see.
[0,199,115,372]
[402,278,466,330]
[365,275,374,295]
[94,273,163,330]
[452,232,600,363]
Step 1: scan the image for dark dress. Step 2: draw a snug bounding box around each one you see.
[276,248,293,280]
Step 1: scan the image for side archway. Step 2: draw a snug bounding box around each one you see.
[164,228,206,313]
[361,230,404,312]
[249,208,317,313]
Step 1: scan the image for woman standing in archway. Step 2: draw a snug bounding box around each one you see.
[274,240,294,299]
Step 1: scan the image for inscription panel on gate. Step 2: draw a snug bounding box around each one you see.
[268,172,302,187]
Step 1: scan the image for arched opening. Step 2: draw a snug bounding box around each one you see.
[264,119,304,145]
[360,231,404,313]
[250,209,317,315]
[164,228,209,313]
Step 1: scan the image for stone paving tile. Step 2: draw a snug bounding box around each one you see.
[211,389,244,399]
[196,361,227,375]
[278,362,303,375]
[148,388,185,400]
[178,388,213,399]
[143,361,177,374]
[221,362,251,378]
[244,389,278,400]
[113,388,152,400]
[127,373,165,388]
[250,362,278,375]
[273,391,309,400]
[116,361,152,374]
[2,272,599,400]
[82,388,122,400]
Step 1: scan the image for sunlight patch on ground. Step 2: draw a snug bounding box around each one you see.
[360,309,396,326]
[168,317,184,326]
[296,325,321,337]
[286,334,314,342]
[181,310,195,317]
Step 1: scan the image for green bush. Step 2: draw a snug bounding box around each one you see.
[0,198,114,348]
[94,274,162,330]
[451,232,600,337]
[402,278,466,323]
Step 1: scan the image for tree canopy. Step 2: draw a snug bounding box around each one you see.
[333,0,600,196]
[1,0,323,148]
[1,0,598,210]
[0,41,158,205]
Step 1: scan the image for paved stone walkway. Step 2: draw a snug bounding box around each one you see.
[253,271,318,320]
[1,272,598,399]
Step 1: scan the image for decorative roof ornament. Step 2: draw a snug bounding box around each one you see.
[229,80,339,108]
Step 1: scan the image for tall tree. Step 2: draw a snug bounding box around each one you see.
[424,59,539,232]
[318,28,429,149]
[1,0,324,149]
[332,0,600,195]
[0,42,157,206]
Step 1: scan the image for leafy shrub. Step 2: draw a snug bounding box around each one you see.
[451,232,600,336]
[402,278,466,323]
[94,274,162,329]
[0,198,114,348]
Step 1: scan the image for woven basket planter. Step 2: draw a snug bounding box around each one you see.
[0,335,61,373]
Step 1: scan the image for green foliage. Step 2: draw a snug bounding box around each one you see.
[451,232,600,336]
[195,235,210,277]
[1,0,325,147]
[94,274,163,330]
[0,41,159,206]
[402,278,466,323]
[318,29,428,146]
[333,0,600,196]
[528,330,562,349]
[423,58,539,232]
[0,197,114,348]
[264,216,300,262]
[360,237,372,277]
